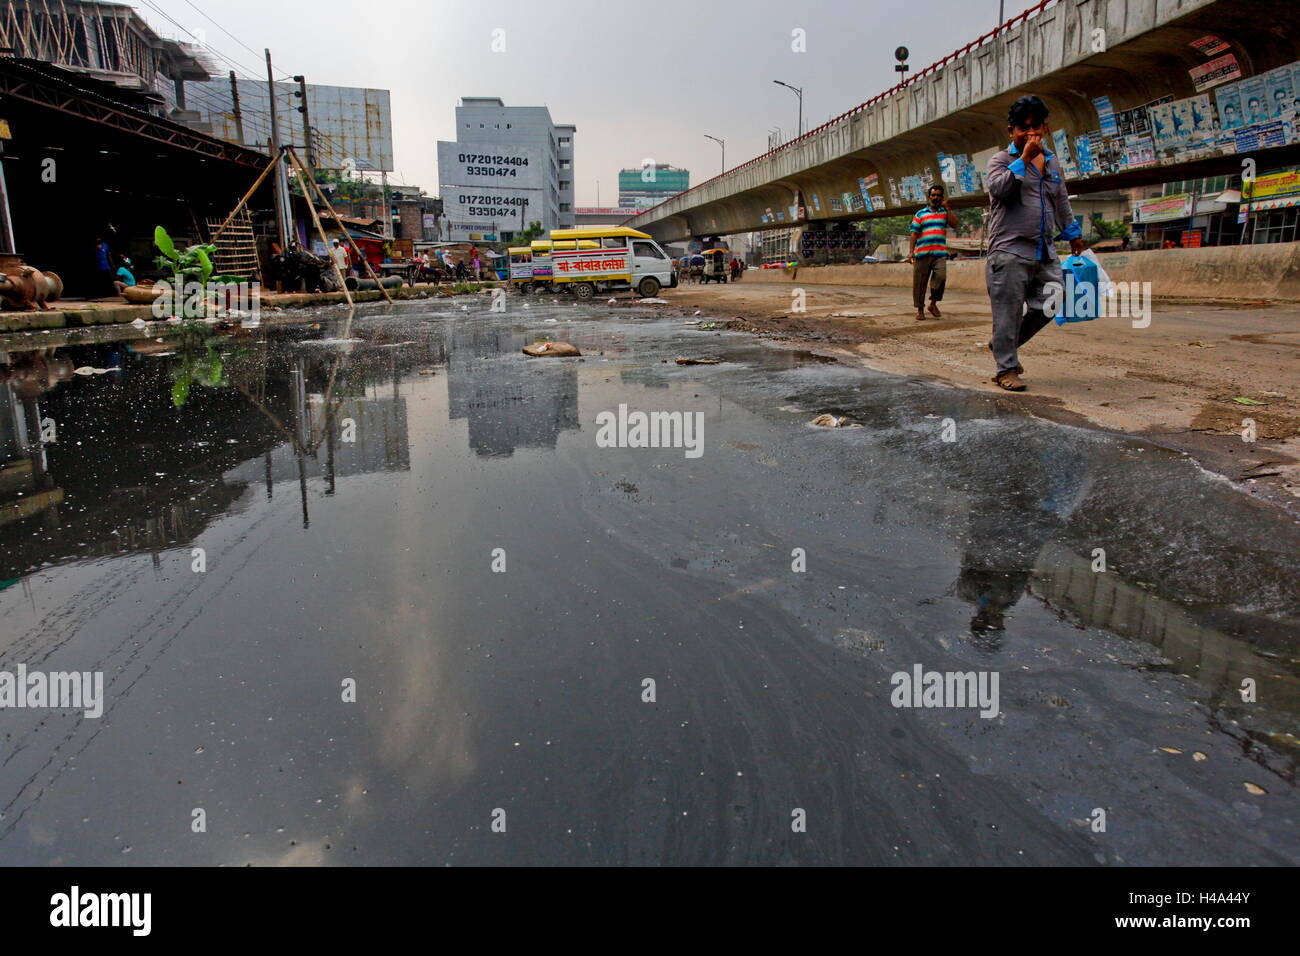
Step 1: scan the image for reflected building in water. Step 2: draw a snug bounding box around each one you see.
[445,323,580,458]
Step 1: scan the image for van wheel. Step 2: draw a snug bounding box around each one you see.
[637,277,661,298]
[574,282,595,300]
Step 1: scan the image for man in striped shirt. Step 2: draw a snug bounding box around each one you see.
[908,184,957,320]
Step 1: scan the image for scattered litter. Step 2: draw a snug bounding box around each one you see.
[639,298,669,304]
[1185,340,1214,348]
[130,317,147,328]
[523,342,581,357]
[810,414,848,428]
[1192,752,1207,762]
[72,366,121,375]
[1158,747,1183,755]
[543,318,558,323]
[418,369,438,376]
[1243,782,1266,795]
[1232,396,1267,405]
[675,357,721,365]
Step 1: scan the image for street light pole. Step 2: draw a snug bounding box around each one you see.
[704,134,725,174]
[773,80,804,137]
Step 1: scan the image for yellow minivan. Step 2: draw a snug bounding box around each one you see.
[546,227,677,299]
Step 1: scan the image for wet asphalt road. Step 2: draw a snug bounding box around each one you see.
[1,297,1297,865]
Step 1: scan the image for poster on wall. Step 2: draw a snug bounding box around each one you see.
[1187,94,1218,142]
[1264,66,1296,118]
[1189,35,1230,57]
[1239,75,1270,125]
[1073,132,1098,176]
[1093,96,1118,136]
[1123,135,1156,167]
[1052,128,1072,162]
[1216,82,1246,130]
[957,154,980,194]
[937,153,958,185]
[1190,53,1241,92]
[1149,101,1179,151]
[1235,120,1286,152]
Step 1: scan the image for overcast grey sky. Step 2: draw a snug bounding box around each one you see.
[137,0,1010,202]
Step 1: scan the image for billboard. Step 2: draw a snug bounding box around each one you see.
[1132,194,1194,223]
[437,142,544,192]
[185,78,394,171]
[442,185,538,240]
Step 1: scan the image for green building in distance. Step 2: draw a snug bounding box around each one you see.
[618,164,690,210]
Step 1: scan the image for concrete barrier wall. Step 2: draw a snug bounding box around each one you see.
[751,241,1300,302]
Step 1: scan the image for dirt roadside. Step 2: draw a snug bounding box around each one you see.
[647,277,1300,514]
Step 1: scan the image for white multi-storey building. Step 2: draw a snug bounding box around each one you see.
[437,98,575,242]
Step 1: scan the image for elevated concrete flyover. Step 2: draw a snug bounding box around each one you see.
[626,0,1300,244]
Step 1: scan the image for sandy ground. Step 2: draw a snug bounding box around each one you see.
[653,276,1300,511]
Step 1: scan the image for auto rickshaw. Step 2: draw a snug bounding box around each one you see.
[528,240,557,294]
[508,246,534,293]
[701,247,730,283]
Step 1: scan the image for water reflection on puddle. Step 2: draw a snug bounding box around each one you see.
[0,301,1296,864]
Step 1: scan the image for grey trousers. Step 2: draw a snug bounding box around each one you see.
[912,255,947,309]
[986,251,1061,375]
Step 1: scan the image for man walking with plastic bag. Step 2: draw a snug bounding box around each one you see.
[984,95,1085,391]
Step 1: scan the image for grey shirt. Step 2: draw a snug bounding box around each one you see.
[985,144,1081,262]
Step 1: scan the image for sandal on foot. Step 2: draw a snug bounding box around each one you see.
[993,371,1026,391]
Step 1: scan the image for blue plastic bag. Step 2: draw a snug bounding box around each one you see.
[1054,251,1108,324]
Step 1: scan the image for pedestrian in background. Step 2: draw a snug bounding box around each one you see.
[111,255,136,296]
[330,239,350,278]
[92,236,114,297]
[907,184,957,320]
[983,95,1084,391]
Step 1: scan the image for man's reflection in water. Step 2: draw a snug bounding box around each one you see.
[955,436,1093,647]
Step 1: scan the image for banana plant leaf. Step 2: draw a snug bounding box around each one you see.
[155,226,179,262]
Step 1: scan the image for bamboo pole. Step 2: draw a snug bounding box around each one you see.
[211,151,283,244]
[286,147,394,304]
[291,163,353,308]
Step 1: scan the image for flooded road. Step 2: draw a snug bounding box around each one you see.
[1,297,1297,865]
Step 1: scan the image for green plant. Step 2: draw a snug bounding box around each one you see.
[1093,218,1130,239]
[154,226,247,318]
[169,321,231,407]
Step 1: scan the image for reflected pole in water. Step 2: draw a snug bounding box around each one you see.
[297,449,309,529]
[325,410,336,496]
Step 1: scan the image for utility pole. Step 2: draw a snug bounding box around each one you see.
[381,170,392,239]
[0,132,14,253]
[293,74,314,169]
[265,49,290,253]
[229,71,244,144]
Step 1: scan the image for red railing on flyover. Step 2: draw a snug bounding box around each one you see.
[623,0,1059,226]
